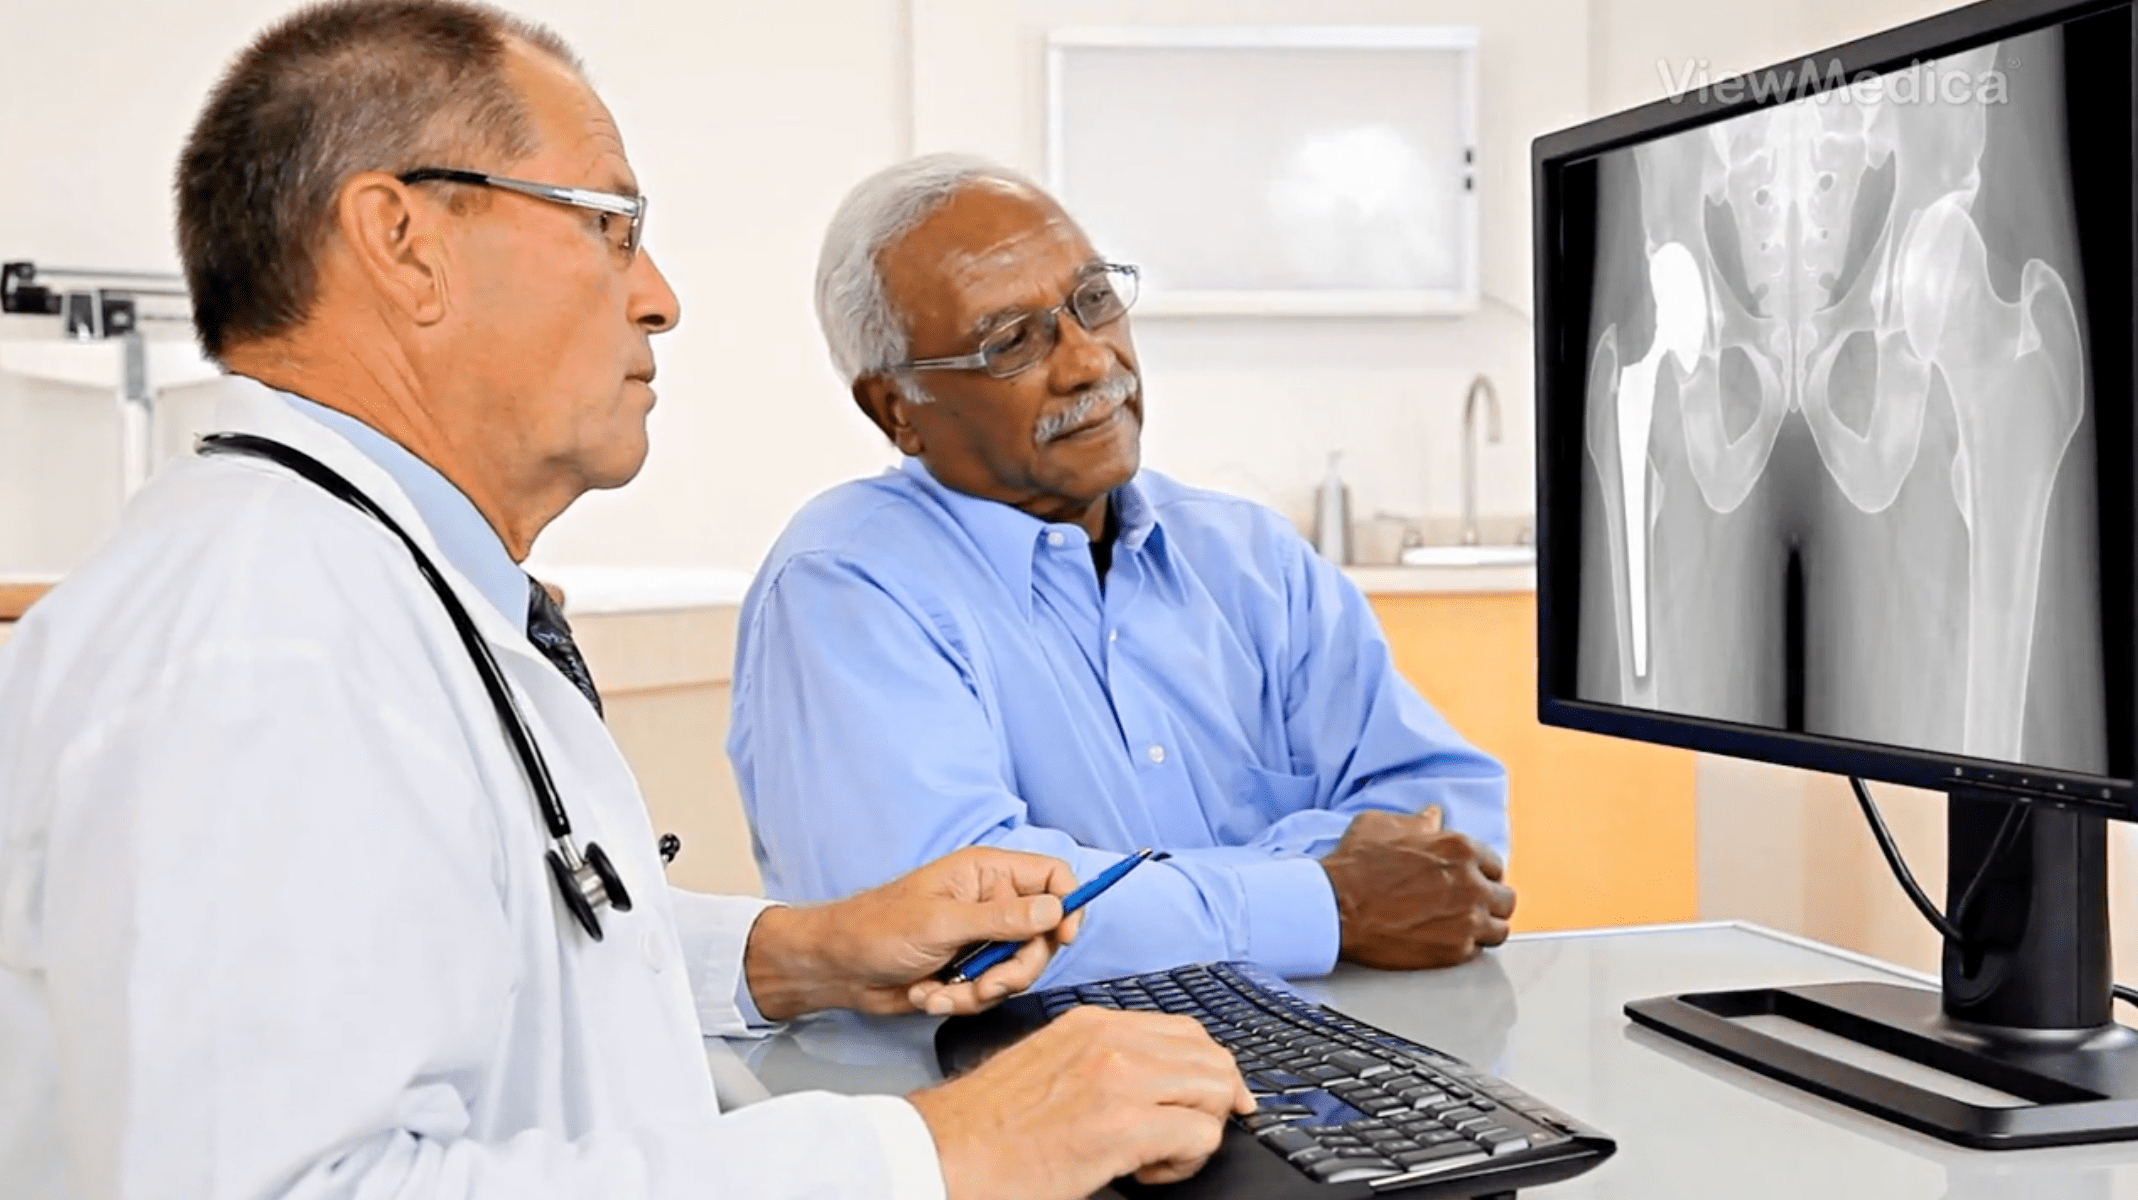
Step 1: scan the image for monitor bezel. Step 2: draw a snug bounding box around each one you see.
[1531,0,2138,816]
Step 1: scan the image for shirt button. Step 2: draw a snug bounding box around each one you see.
[1047,530,1067,548]
[1147,744,1166,764]
[641,928,668,973]
[1109,629,1119,643]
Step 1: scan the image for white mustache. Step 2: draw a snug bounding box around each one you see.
[1034,374,1139,444]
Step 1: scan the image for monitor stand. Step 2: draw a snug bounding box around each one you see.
[1626,790,2138,1148]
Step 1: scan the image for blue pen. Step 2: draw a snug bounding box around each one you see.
[937,848,1164,985]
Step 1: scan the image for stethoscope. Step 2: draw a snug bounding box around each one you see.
[198,433,632,941]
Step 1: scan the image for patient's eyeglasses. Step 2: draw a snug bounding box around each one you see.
[397,167,647,263]
[900,262,1140,380]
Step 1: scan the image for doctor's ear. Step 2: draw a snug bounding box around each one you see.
[852,373,926,456]
[334,171,451,329]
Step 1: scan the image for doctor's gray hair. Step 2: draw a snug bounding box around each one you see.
[814,153,1042,399]
[176,0,581,360]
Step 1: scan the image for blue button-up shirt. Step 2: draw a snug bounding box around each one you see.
[729,458,1508,986]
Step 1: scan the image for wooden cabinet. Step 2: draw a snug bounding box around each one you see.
[571,605,762,897]
[1369,592,1697,933]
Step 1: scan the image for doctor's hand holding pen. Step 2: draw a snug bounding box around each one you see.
[742,844,1088,1019]
[741,845,1254,1200]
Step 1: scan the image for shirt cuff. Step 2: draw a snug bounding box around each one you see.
[669,887,788,1037]
[1237,856,1342,979]
[862,1096,950,1200]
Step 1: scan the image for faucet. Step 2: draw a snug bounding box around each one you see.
[1461,374,1502,546]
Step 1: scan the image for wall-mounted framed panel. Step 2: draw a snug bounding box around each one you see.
[1046,25,1480,316]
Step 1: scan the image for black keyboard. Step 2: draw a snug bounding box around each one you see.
[937,962,1615,1198]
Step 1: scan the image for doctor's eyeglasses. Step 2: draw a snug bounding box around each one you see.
[900,262,1140,380]
[398,167,647,263]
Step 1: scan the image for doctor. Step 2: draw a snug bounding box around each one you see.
[0,3,1249,1199]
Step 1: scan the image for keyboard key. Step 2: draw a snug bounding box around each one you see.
[1439,1105,1482,1124]
[1391,1144,1485,1169]
[1258,1127,1318,1157]
[1248,1070,1311,1093]
[1325,1049,1383,1074]
[1318,1134,1367,1152]
[1304,1156,1400,1184]
[1378,1137,1422,1154]
[1485,1134,1532,1156]
[1299,1064,1350,1084]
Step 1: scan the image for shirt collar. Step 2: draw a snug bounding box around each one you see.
[279,392,532,633]
[898,457,1161,611]
[1110,470,1159,553]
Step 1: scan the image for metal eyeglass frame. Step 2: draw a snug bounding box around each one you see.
[397,167,647,261]
[900,262,1140,379]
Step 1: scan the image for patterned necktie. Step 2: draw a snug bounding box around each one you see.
[526,578,604,717]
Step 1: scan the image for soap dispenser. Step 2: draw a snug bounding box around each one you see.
[1312,451,1353,565]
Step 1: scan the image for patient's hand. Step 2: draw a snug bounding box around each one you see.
[742,846,1084,1020]
[1320,807,1517,970]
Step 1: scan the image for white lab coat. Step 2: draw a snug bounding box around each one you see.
[0,380,944,1200]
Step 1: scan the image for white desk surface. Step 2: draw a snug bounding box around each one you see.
[723,921,2138,1198]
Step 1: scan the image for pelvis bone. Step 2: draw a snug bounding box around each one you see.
[1585,44,2086,760]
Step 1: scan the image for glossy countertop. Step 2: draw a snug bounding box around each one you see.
[721,922,2138,1199]
[0,556,1531,637]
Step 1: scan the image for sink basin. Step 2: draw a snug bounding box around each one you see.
[1398,544,1536,568]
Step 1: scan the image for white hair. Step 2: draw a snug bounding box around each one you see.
[814,152,1043,398]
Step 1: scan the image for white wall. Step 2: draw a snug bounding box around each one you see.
[0,0,907,576]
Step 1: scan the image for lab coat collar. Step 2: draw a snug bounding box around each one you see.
[279,392,531,634]
[206,375,539,664]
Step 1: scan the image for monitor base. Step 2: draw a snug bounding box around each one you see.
[1627,980,2138,1148]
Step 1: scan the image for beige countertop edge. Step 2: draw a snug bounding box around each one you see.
[1341,564,1537,596]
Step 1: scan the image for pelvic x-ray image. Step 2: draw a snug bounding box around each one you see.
[1572,23,2133,776]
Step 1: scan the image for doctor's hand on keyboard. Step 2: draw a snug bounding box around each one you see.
[909,1005,1256,1200]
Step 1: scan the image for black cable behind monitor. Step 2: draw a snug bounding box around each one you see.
[1850,777,2138,1012]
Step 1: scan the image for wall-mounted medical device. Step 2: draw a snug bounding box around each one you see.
[1,261,215,498]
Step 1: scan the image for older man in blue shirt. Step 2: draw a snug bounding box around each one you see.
[730,154,1516,987]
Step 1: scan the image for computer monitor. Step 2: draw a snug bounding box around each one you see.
[1534,0,2138,1148]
